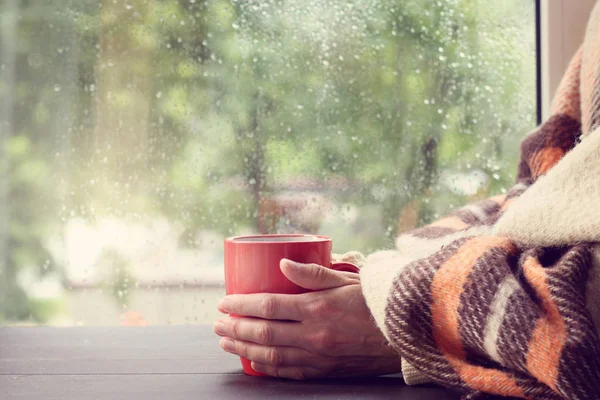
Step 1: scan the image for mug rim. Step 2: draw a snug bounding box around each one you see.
[225,234,330,244]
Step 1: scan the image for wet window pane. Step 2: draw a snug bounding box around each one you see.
[0,0,535,325]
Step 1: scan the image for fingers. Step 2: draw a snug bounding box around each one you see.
[250,362,323,380]
[219,337,402,380]
[280,259,359,291]
[214,316,304,347]
[217,260,360,319]
[219,338,330,369]
[218,292,308,321]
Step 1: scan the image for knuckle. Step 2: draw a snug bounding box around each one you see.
[311,329,336,352]
[298,293,314,316]
[257,322,272,344]
[271,367,281,378]
[310,299,336,318]
[230,318,241,338]
[236,341,248,357]
[267,347,282,366]
[260,296,277,318]
[311,264,327,281]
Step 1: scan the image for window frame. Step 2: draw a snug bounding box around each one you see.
[539,0,596,121]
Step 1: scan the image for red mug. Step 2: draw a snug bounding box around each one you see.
[223,234,359,376]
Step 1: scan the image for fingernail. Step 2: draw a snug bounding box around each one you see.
[282,259,300,270]
[221,338,235,353]
[219,298,231,312]
[213,321,225,335]
[251,361,262,372]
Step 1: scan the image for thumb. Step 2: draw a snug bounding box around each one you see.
[280,259,358,291]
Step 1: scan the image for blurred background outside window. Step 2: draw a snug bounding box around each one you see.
[0,0,536,326]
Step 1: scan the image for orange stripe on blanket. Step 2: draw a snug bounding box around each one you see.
[529,147,564,179]
[429,216,469,230]
[523,256,566,392]
[431,237,525,397]
[450,363,527,397]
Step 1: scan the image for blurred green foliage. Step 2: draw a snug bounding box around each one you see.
[0,0,535,322]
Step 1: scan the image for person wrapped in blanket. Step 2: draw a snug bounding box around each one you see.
[215,3,600,399]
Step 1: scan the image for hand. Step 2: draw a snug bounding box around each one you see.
[214,259,401,380]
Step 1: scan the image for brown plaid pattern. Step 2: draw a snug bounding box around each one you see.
[379,4,600,398]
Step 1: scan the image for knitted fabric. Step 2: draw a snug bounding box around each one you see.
[360,3,600,399]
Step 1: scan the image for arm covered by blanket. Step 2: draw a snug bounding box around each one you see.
[360,5,600,398]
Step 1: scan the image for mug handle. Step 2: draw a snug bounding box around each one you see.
[330,262,360,274]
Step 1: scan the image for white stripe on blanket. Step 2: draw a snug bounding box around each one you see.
[483,276,520,363]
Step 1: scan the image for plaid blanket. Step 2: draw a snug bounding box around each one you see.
[360,3,600,399]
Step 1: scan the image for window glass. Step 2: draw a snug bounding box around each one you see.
[0,0,535,325]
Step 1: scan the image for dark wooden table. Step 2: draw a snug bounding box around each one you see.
[1,326,459,399]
